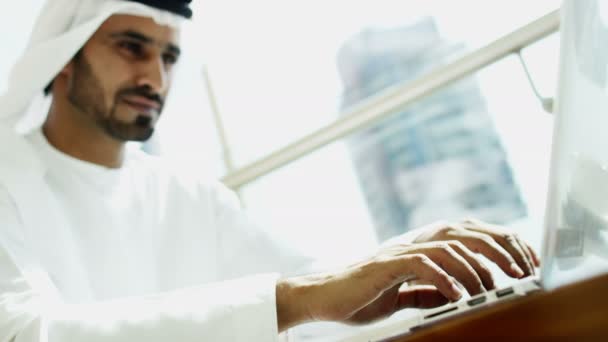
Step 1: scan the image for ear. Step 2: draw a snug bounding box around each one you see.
[58,59,75,77]
[50,58,77,95]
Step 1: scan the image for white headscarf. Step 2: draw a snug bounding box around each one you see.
[0,0,184,134]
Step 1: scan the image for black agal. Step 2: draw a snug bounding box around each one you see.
[126,0,193,19]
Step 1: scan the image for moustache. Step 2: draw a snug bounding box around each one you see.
[118,86,164,109]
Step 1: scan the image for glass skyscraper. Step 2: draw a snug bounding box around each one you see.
[337,17,526,241]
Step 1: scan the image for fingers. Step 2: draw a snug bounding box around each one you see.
[397,285,449,309]
[447,241,495,290]
[498,233,534,276]
[459,232,525,278]
[514,236,536,275]
[391,243,485,296]
[462,219,540,271]
[392,254,462,301]
[468,228,534,277]
[423,244,485,296]
[525,241,541,267]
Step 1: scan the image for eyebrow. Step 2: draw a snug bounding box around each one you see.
[109,30,181,56]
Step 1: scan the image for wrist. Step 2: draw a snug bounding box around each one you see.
[276,276,316,332]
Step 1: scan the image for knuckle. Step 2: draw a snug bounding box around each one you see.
[409,254,430,265]
[439,241,452,249]
[460,217,477,224]
[436,243,454,255]
[435,226,451,236]
[477,234,495,245]
[448,240,466,250]
[503,233,517,241]
[434,221,454,232]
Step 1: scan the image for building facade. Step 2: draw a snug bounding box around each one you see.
[337,18,526,241]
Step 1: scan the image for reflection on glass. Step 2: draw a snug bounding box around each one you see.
[337,18,526,240]
[197,1,559,168]
[543,0,608,289]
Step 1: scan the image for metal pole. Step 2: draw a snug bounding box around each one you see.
[203,65,236,174]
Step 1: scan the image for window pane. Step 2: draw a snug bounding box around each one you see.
[239,33,558,252]
[239,142,378,261]
[196,0,560,168]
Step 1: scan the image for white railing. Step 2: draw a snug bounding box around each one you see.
[221,10,560,190]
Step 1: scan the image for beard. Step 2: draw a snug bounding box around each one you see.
[67,55,163,142]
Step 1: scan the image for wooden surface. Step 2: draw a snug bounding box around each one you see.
[389,273,608,341]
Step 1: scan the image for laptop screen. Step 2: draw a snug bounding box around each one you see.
[541,0,608,289]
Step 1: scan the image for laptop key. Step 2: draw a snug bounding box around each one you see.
[467,295,487,306]
[496,287,515,298]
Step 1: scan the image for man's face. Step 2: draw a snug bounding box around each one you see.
[66,15,181,142]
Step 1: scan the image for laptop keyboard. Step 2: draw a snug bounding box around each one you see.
[414,279,540,325]
[374,278,541,341]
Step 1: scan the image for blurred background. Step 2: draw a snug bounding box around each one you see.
[0,0,560,339]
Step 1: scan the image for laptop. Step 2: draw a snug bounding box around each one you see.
[337,1,608,341]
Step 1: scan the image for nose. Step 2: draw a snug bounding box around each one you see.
[135,56,169,95]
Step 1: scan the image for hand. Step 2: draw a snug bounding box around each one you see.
[278,241,485,330]
[276,219,541,332]
[413,219,540,277]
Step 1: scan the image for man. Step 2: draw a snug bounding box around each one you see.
[0,0,539,340]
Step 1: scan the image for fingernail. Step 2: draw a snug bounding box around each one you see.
[510,263,524,277]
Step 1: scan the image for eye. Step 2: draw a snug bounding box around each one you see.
[162,53,178,66]
[118,41,144,57]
